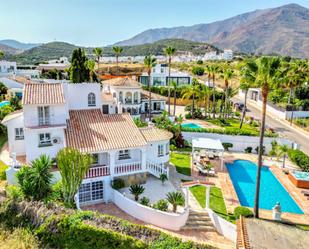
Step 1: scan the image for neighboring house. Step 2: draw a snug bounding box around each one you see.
[0,61,17,76]
[0,77,23,99]
[2,82,172,205]
[139,64,191,86]
[101,77,166,117]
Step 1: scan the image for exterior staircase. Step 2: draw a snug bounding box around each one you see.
[182,210,216,231]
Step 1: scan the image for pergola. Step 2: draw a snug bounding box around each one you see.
[192,137,225,170]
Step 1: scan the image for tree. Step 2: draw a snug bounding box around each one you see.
[181,78,199,118]
[144,55,157,120]
[0,82,8,97]
[164,46,176,115]
[9,96,22,110]
[198,84,211,117]
[209,64,220,118]
[86,59,96,82]
[159,173,168,185]
[171,80,178,116]
[112,46,123,74]
[69,48,90,83]
[129,184,145,201]
[192,66,204,76]
[279,144,289,168]
[93,47,103,70]
[250,57,281,218]
[166,191,185,213]
[56,147,92,207]
[0,50,4,60]
[220,67,234,117]
[16,155,53,200]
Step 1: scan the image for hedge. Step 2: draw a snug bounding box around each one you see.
[0,160,8,180]
[0,199,216,249]
[234,206,254,219]
[288,149,309,172]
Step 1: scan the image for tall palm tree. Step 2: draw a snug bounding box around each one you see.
[86,59,96,82]
[209,64,220,118]
[144,55,157,120]
[279,144,289,168]
[250,56,281,218]
[171,80,178,116]
[198,84,211,118]
[182,78,199,118]
[164,46,176,116]
[113,46,123,74]
[93,47,103,70]
[220,66,234,117]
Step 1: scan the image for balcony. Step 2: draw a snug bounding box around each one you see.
[25,115,67,129]
[114,162,142,176]
[85,165,110,179]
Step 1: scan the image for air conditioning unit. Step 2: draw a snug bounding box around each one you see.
[52,137,61,144]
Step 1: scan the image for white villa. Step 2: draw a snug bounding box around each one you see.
[139,64,191,86]
[2,81,173,205]
[101,77,166,117]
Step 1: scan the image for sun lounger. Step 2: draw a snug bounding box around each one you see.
[301,190,309,196]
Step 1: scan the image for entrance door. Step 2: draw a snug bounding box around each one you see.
[79,180,104,204]
[102,105,109,114]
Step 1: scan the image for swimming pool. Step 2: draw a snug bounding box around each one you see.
[226,160,303,214]
[181,123,202,129]
[0,101,10,107]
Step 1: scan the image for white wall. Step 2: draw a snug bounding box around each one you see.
[286,111,309,119]
[146,140,170,164]
[4,115,25,156]
[113,189,189,231]
[25,127,65,162]
[66,83,102,110]
[182,132,295,153]
[207,208,236,242]
[115,148,142,165]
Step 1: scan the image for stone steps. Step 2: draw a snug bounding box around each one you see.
[182,210,216,231]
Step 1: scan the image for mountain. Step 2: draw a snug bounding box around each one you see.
[8,39,220,64]
[0,44,22,55]
[0,39,41,50]
[115,4,309,58]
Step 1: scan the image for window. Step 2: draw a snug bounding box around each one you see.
[38,106,50,125]
[133,92,139,104]
[119,91,123,103]
[92,154,99,165]
[39,133,51,147]
[165,143,169,155]
[88,92,96,106]
[15,128,24,140]
[158,145,164,157]
[118,150,130,160]
[160,68,164,73]
[78,181,104,203]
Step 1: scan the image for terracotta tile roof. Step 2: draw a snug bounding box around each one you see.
[103,77,141,88]
[141,90,166,101]
[1,110,23,124]
[22,83,65,105]
[139,127,173,142]
[101,92,115,102]
[65,110,147,153]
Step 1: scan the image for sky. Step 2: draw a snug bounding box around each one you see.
[0,0,308,46]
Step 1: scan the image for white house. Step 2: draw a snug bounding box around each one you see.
[0,61,17,76]
[2,82,173,205]
[101,77,166,117]
[139,64,191,86]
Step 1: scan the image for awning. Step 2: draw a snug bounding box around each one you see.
[192,138,224,151]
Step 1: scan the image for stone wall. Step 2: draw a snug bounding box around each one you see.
[115,172,147,187]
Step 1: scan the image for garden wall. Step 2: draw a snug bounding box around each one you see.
[112,189,189,231]
[207,208,236,242]
[182,132,296,153]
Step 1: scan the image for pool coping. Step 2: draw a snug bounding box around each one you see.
[218,155,309,225]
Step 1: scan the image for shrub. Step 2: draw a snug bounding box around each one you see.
[153,199,169,212]
[255,146,265,155]
[159,173,168,185]
[244,147,252,153]
[47,181,64,203]
[6,185,22,201]
[133,118,147,128]
[185,113,192,119]
[192,66,204,76]
[234,111,241,117]
[129,185,145,201]
[222,143,233,151]
[112,178,125,190]
[196,60,203,65]
[234,206,254,219]
[139,197,150,206]
[288,149,309,172]
[0,161,8,180]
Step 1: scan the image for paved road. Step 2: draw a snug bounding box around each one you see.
[240,100,309,154]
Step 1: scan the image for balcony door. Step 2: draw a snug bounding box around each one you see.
[38,106,50,125]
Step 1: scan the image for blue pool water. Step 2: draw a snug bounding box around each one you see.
[293,171,309,181]
[181,123,202,129]
[226,160,303,214]
[0,101,10,107]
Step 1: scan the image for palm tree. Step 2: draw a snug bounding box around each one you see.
[164,46,177,115]
[159,173,168,185]
[279,144,289,168]
[220,67,234,117]
[144,55,157,120]
[86,59,96,82]
[250,56,281,218]
[225,86,238,118]
[112,46,123,74]
[171,80,178,116]
[181,78,199,118]
[166,191,185,213]
[93,47,103,70]
[209,64,220,118]
[198,84,211,118]
[129,184,145,201]
[0,50,4,60]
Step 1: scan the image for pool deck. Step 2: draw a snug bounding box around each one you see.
[218,152,309,225]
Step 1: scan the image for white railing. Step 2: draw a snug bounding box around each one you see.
[85,165,110,178]
[147,161,169,178]
[24,115,67,128]
[114,162,142,176]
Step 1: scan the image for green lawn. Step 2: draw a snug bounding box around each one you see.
[207,118,259,133]
[0,133,7,151]
[190,186,236,223]
[170,153,191,176]
[0,133,8,181]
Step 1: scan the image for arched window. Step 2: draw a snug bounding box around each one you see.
[119,92,123,103]
[133,92,139,104]
[88,92,96,106]
[125,92,132,104]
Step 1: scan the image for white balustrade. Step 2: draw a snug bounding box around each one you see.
[85,165,110,178]
[147,161,169,178]
[114,162,142,176]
